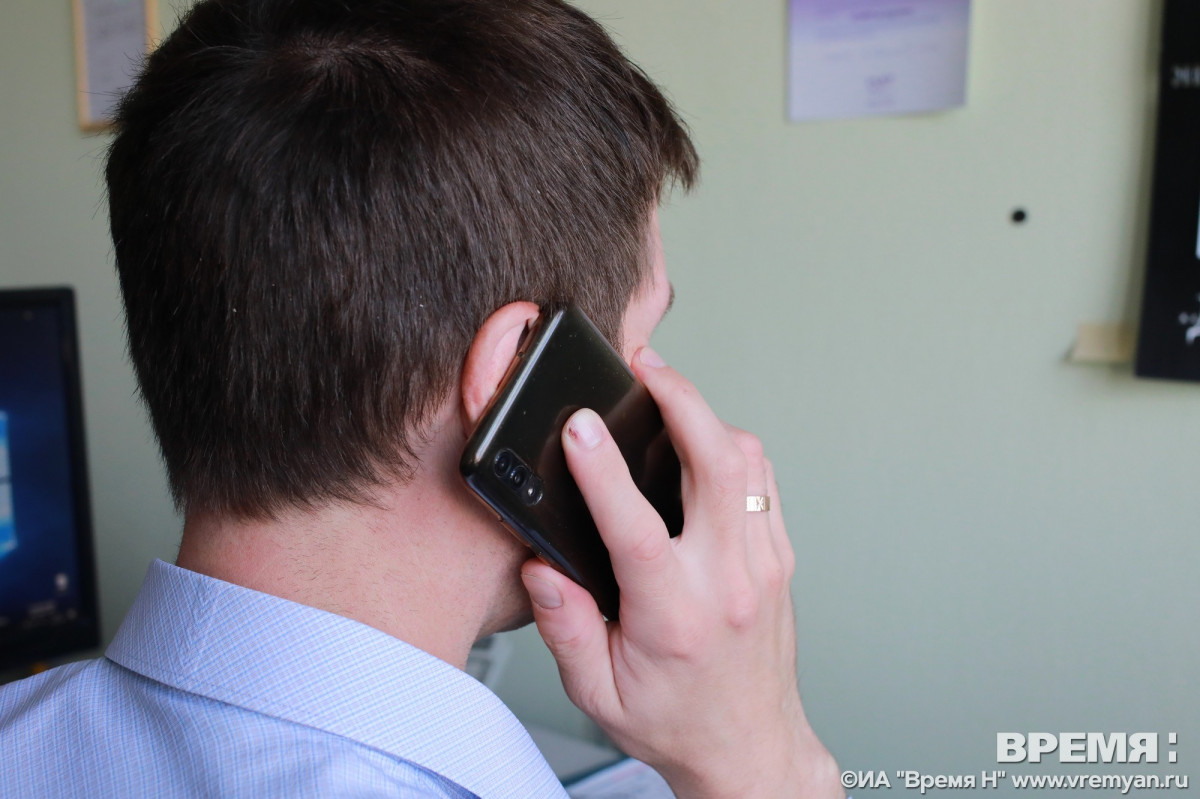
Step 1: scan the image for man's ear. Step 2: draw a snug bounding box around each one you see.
[461,301,540,430]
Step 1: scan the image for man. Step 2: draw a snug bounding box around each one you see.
[0,1,842,796]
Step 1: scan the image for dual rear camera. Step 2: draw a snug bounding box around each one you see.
[493,449,544,506]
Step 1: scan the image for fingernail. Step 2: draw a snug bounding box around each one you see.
[522,572,563,610]
[639,347,665,368]
[567,408,604,450]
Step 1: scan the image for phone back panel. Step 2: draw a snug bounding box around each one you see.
[460,307,682,620]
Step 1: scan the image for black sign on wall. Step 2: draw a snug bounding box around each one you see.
[1136,0,1200,382]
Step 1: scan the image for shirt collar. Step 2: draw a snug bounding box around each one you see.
[107,559,566,799]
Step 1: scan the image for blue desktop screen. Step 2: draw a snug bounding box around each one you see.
[0,304,83,631]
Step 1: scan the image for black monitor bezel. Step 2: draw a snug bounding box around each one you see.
[0,286,100,670]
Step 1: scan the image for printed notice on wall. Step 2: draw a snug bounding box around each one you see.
[788,0,972,122]
[74,0,154,129]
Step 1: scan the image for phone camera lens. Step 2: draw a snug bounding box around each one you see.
[493,450,513,478]
[509,465,529,489]
[521,476,544,506]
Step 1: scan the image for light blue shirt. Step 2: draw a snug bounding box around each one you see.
[0,560,569,798]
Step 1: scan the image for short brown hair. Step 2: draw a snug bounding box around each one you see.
[106,0,698,518]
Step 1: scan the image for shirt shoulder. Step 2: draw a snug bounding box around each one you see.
[0,658,474,799]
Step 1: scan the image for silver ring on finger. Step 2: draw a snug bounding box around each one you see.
[746,495,771,513]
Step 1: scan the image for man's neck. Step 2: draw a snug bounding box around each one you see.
[175,433,532,669]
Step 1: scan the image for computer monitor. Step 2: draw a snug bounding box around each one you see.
[0,287,99,670]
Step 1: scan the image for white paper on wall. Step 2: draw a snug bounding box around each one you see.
[78,0,147,124]
[788,0,972,121]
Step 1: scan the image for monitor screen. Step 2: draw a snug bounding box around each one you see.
[0,287,99,670]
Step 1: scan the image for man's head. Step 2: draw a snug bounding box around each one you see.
[107,0,697,519]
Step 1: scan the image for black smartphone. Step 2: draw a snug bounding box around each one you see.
[460,306,683,620]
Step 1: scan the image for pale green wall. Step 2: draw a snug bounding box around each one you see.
[0,0,183,648]
[2,0,1195,782]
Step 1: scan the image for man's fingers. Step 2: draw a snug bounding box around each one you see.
[724,423,769,511]
[562,408,677,609]
[725,424,782,587]
[764,458,796,580]
[521,560,618,720]
[633,349,748,538]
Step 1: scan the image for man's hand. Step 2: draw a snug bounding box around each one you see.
[520,348,843,799]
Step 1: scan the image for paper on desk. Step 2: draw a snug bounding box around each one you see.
[788,0,971,121]
[565,757,676,799]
